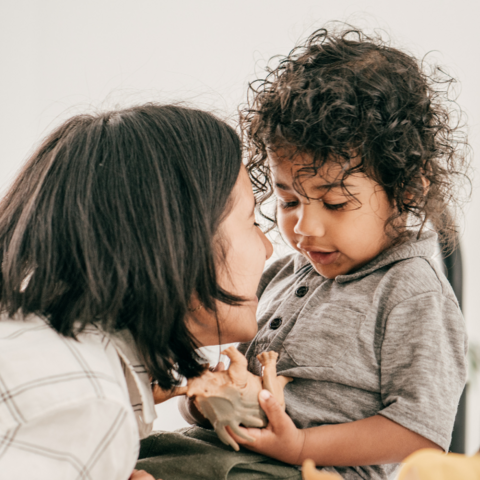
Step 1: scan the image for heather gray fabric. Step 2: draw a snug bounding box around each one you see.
[239,231,467,480]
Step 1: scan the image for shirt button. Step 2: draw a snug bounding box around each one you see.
[295,286,309,297]
[269,318,282,330]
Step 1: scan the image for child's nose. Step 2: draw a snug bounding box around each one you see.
[293,204,326,237]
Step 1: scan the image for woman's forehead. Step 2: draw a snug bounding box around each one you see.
[231,165,255,212]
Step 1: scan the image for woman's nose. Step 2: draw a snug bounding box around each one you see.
[293,204,326,237]
[259,229,274,260]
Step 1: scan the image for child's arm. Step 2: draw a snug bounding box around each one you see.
[229,389,441,466]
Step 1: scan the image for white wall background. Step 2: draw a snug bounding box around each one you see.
[2,0,480,453]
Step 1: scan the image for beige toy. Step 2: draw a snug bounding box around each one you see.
[397,448,480,480]
[186,346,292,450]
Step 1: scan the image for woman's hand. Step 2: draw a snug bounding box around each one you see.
[226,389,306,465]
[129,469,161,480]
[151,384,188,404]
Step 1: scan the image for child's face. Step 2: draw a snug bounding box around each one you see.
[269,150,395,279]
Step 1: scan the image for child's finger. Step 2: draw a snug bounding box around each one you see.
[226,424,263,445]
[230,423,256,442]
[258,389,291,430]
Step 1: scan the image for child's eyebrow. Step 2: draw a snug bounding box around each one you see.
[312,182,354,191]
[274,182,292,191]
[275,181,354,191]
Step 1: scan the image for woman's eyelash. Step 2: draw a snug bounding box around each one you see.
[254,222,260,227]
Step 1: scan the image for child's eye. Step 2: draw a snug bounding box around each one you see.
[323,201,348,211]
[279,200,298,209]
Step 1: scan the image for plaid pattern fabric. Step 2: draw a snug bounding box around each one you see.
[0,314,156,479]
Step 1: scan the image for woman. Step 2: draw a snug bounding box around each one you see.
[0,104,272,480]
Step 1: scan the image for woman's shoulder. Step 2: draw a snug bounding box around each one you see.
[0,313,133,431]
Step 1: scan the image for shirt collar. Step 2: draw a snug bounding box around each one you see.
[293,229,438,283]
[293,253,311,274]
[109,329,157,438]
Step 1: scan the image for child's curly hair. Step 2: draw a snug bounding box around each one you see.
[242,27,470,250]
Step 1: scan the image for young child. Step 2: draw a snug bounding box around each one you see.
[136,27,469,480]
[228,27,469,480]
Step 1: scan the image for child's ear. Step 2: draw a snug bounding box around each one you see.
[420,173,430,194]
[404,174,430,205]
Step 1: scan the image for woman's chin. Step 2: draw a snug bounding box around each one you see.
[235,328,258,344]
[234,306,259,342]
[224,319,258,344]
[217,303,259,344]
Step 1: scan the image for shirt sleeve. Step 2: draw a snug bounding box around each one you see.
[0,398,139,480]
[378,291,467,451]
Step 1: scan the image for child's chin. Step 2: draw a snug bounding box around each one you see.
[318,271,338,279]
[310,263,350,279]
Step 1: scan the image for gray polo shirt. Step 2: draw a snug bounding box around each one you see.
[239,231,467,480]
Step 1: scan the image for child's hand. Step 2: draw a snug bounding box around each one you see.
[227,389,306,465]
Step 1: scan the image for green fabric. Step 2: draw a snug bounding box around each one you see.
[136,427,302,480]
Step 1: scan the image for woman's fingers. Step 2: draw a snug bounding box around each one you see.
[152,384,187,404]
[211,361,225,372]
[129,469,161,480]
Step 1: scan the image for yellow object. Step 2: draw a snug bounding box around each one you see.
[302,459,342,479]
[398,448,480,480]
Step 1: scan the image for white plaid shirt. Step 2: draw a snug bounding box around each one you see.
[0,313,156,480]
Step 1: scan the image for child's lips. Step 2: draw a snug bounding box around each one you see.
[306,250,340,265]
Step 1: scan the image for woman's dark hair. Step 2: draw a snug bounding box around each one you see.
[242,27,470,248]
[0,104,243,389]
